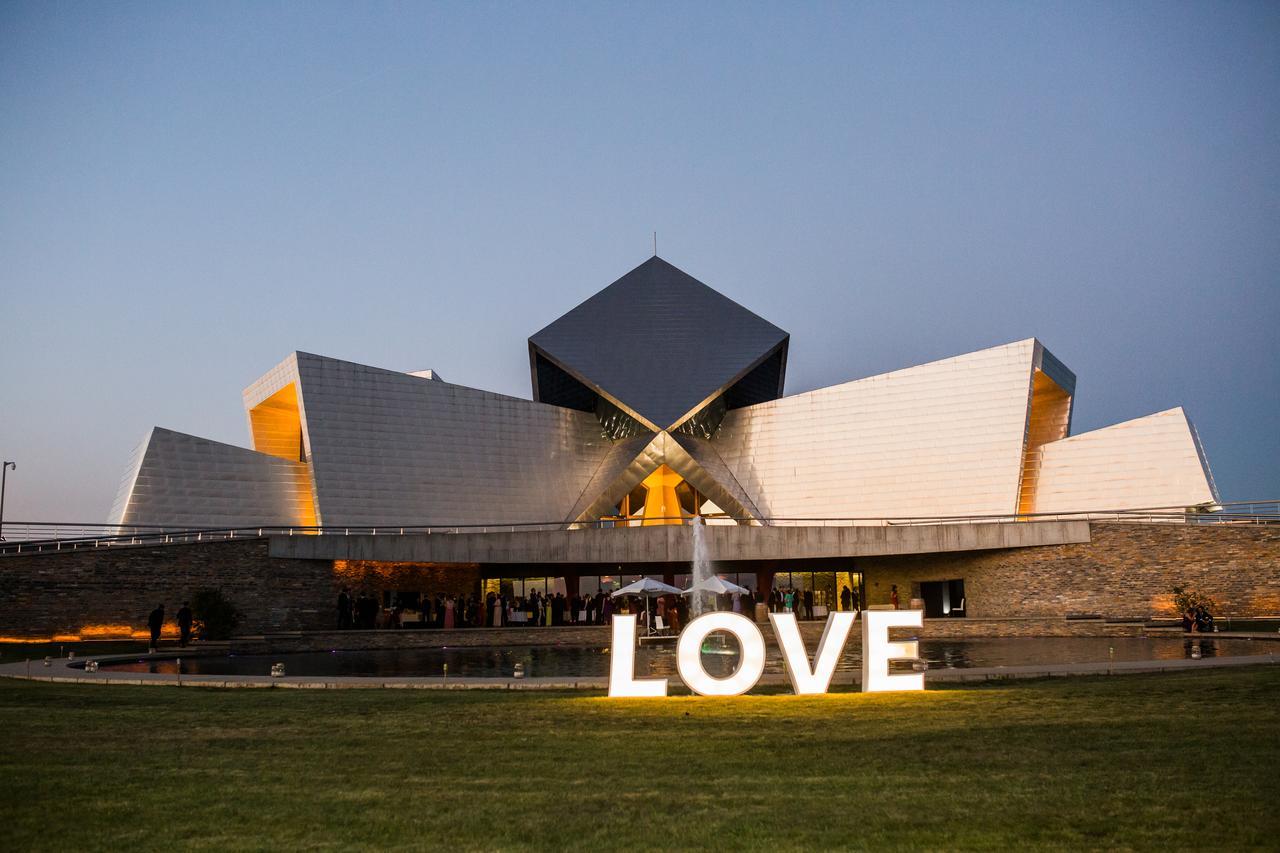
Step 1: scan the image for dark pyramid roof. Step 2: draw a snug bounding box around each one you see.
[529,257,789,430]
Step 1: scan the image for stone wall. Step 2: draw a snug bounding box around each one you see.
[861,523,1280,619]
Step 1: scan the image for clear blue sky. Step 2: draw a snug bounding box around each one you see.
[1,1,1277,522]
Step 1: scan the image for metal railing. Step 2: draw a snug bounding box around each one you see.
[0,500,1276,556]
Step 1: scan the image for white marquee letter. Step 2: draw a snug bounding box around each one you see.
[861,610,924,692]
[608,614,668,697]
[676,612,766,696]
[769,612,857,695]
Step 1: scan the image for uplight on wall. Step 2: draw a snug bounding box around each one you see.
[769,611,857,694]
[675,612,766,696]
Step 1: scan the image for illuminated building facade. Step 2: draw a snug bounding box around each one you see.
[110,256,1219,532]
[1,256,1261,641]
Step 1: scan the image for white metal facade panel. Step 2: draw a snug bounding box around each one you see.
[711,340,1038,520]
[291,353,615,526]
[1027,408,1218,513]
[111,427,314,528]
[107,429,151,526]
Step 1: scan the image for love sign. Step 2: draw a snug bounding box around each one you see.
[608,610,925,697]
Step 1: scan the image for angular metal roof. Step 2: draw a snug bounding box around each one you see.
[529,257,789,431]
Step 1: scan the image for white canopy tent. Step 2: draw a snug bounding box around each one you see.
[682,576,750,596]
[611,578,684,598]
[611,578,683,635]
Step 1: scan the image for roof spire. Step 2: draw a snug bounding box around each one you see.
[653,231,657,257]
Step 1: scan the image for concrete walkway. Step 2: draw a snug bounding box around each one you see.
[1,648,1275,691]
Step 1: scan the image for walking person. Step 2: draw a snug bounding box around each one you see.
[147,603,165,653]
[176,601,193,647]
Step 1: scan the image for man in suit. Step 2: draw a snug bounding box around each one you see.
[176,602,194,647]
[147,603,165,653]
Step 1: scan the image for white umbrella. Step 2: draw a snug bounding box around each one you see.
[682,575,750,596]
[611,578,683,597]
[611,578,682,635]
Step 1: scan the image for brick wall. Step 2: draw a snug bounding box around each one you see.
[333,560,480,598]
[0,539,333,637]
[861,522,1280,619]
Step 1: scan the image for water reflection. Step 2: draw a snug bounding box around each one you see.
[97,636,1263,679]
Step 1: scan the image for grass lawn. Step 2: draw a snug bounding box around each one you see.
[1,667,1278,851]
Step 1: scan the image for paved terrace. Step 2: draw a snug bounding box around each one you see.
[269,519,1092,563]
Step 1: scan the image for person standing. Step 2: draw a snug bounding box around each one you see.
[840,585,853,612]
[890,585,900,610]
[147,603,165,653]
[337,588,352,629]
[176,602,193,647]
[803,589,814,622]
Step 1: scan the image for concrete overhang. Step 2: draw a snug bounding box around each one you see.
[268,520,1092,564]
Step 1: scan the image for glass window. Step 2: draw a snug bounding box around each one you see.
[626,484,648,518]
[675,480,698,516]
[835,571,863,611]
[813,572,836,610]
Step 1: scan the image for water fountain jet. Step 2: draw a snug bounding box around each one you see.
[689,515,713,618]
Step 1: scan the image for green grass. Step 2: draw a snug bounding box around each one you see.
[1,668,1278,851]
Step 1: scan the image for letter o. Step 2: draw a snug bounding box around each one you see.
[676,612,767,696]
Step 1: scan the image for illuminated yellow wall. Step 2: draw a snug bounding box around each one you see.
[1018,370,1073,515]
[249,383,306,461]
[640,465,690,526]
[247,381,318,527]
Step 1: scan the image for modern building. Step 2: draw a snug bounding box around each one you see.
[111,256,1218,534]
[29,255,1234,631]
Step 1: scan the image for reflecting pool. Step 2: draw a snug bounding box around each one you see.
[95,636,1270,679]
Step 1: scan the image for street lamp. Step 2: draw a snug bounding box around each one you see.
[0,461,15,542]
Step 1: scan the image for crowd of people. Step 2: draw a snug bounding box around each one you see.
[336,588,623,630]
[335,583,861,631]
